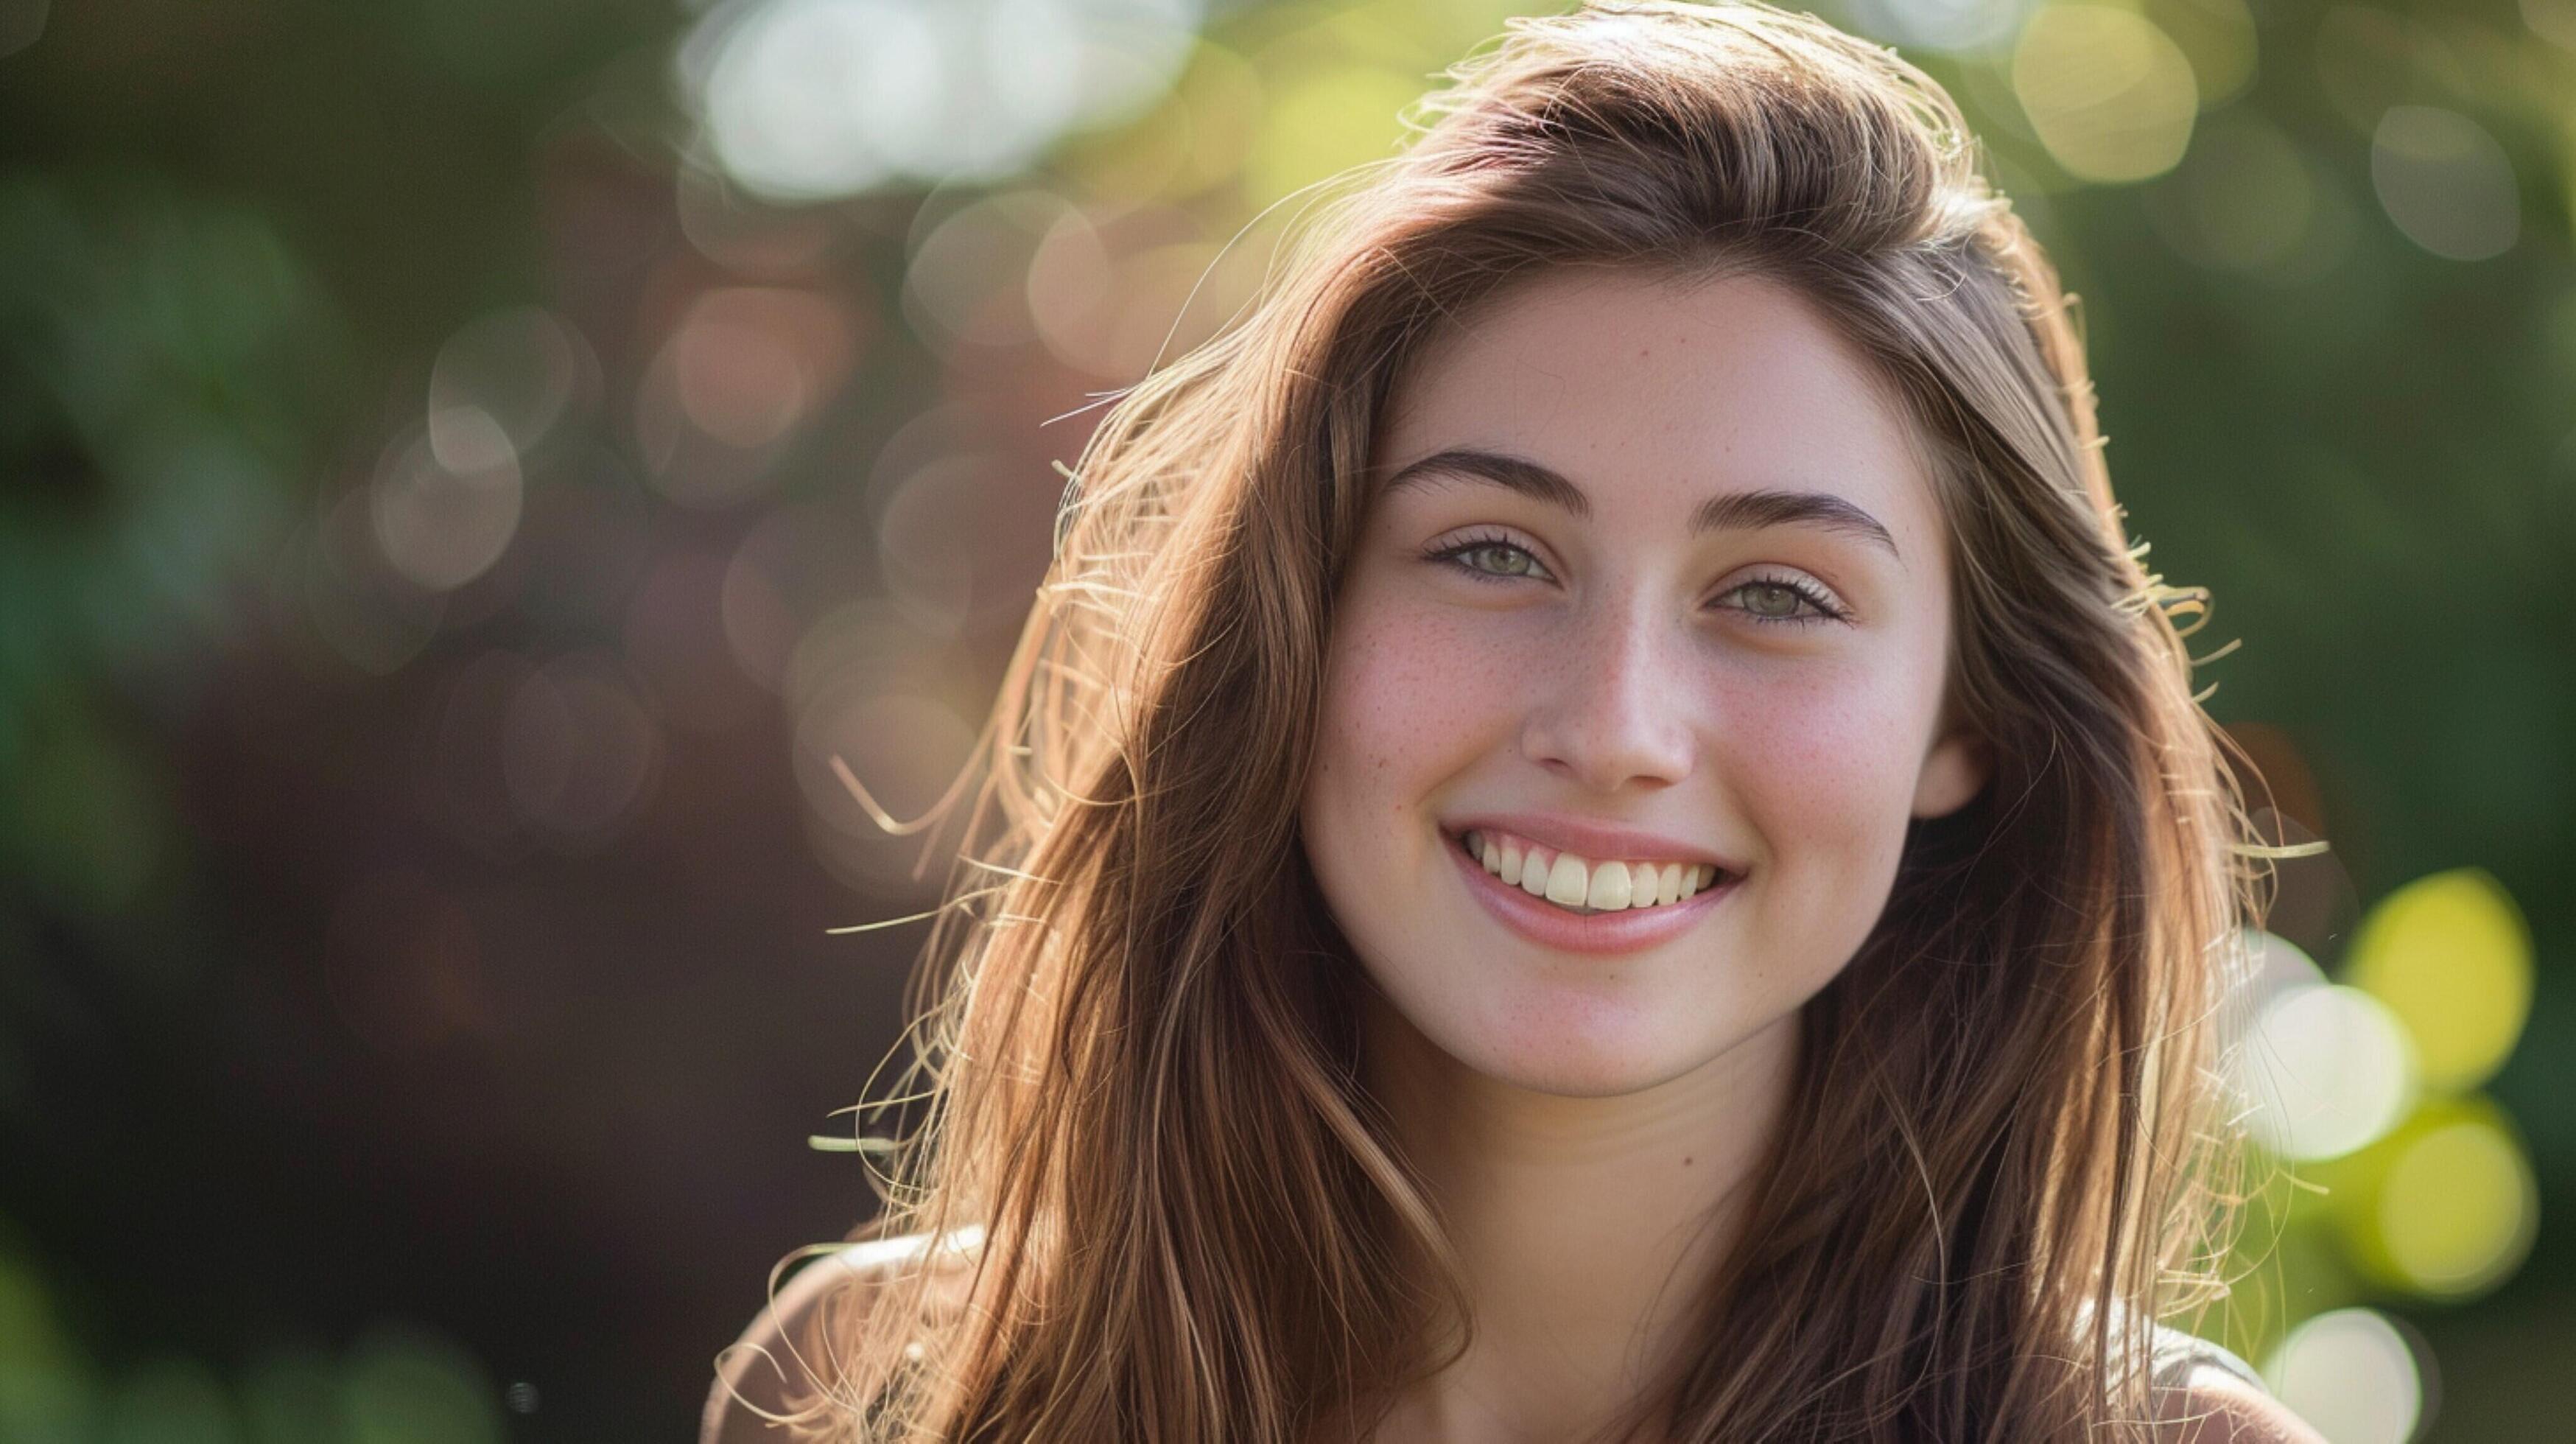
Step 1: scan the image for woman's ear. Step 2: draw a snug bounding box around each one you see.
[1912,724,1990,820]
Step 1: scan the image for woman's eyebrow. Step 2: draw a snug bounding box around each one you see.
[1379,446,1903,564]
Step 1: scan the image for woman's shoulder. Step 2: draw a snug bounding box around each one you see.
[2069,1297,2320,1443]
[2144,1322,2325,1443]
[700,1230,978,1444]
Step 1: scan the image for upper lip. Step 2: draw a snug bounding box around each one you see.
[1444,812,1746,875]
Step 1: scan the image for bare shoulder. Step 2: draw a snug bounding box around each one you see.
[700,1231,969,1444]
[2151,1364,2328,1444]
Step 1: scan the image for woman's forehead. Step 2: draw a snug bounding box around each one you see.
[1371,270,1942,554]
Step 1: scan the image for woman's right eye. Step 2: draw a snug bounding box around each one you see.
[1425,536,1548,583]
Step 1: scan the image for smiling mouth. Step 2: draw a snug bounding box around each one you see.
[1442,825,1741,913]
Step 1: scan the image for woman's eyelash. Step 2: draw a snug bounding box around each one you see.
[1419,533,1850,627]
[1713,574,1847,626]
[1423,533,1551,584]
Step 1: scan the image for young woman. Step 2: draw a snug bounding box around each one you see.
[706,3,2326,1439]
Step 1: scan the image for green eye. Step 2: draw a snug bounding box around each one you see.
[1717,576,1842,628]
[1740,582,1803,617]
[1425,534,1550,584]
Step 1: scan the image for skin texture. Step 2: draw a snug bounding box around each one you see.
[1296,267,1990,1440]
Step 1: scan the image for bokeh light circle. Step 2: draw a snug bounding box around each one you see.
[689,0,1204,200]
[2342,867,2533,1094]
[695,0,921,200]
[2527,0,2576,54]
[2012,4,2199,183]
[2365,1103,2540,1299]
[2148,0,2258,110]
[1843,0,2037,57]
[2217,928,2326,1056]
[793,682,980,894]
[905,189,1079,348]
[2232,981,2418,1161]
[2370,105,2519,262]
[635,287,858,510]
[428,307,597,458]
[785,597,936,716]
[2264,1308,2424,1444]
[371,408,524,592]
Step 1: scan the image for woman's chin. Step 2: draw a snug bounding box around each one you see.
[1441,1013,1710,1098]
[1484,1056,1682,1098]
[1359,967,1741,1098]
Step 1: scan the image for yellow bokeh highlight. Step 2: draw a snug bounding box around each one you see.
[1242,63,1425,209]
[2128,0,2259,111]
[2342,867,2532,1093]
[2012,4,2199,183]
[2333,1097,2538,1300]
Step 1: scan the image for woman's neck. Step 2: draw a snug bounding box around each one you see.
[1354,989,1802,1443]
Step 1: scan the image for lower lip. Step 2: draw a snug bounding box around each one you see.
[1444,830,1740,957]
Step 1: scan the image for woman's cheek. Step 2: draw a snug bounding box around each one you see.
[1320,596,1517,790]
[1724,661,1923,900]
[1302,595,1501,955]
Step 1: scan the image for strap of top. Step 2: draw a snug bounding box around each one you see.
[2147,1321,2271,1396]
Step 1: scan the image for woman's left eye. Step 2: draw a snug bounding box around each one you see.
[1429,536,1548,582]
[1716,577,1846,628]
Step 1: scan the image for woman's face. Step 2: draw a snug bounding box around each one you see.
[1299,267,1988,1098]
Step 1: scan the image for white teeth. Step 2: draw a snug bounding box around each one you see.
[1586,859,1632,910]
[1461,830,1725,915]
[1544,852,1588,907]
[1520,849,1551,899]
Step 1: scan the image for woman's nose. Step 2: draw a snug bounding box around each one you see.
[1517,600,1696,792]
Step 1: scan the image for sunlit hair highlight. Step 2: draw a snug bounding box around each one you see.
[728,2,2308,1439]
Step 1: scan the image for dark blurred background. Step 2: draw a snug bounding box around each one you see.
[0,0,2566,1439]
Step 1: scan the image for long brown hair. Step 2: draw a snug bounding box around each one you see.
[742,2,2297,1437]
